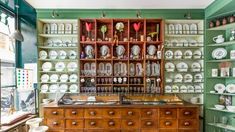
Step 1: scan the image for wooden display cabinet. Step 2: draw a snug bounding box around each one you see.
[79,18,164,94]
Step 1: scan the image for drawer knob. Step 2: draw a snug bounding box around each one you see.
[90,111,96,115]
[52,111,58,115]
[72,121,77,125]
[127,121,133,126]
[128,111,133,115]
[52,122,58,125]
[90,121,96,126]
[146,111,152,115]
[109,121,115,126]
[184,121,190,126]
[71,111,77,115]
[165,111,171,115]
[165,121,171,126]
[108,111,115,115]
[184,111,191,115]
[146,121,152,126]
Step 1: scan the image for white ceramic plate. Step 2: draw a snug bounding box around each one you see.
[189,39,198,47]
[184,50,193,59]
[168,24,175,34]
[58,50,67,59]
[53,39,63,47]
[214,83,226,93]
[42,62,52,71]
[165,50,174,59]
[165,40,172,47]
[180,39,188,47]
[50,74,59,82]
[55,62,65,72]
[59,84,68,93]
[183,24,190,34]
[49,50,57,60]
[172,85,179,92]
[43,23,50,34]
[176,62,188,72]
[165,85,172,93]
[69,84,78,93]
[191,62,201,72]
[46,39,53,47]
[187,85,194,92]
[174,73,183,83]
[184,74,193,83]
[194,73,203,82]
[136,63,143,76]
[41,84,49,93]
[67,62,77,72]
[131,45,141,56]
[212,48,227,60]
[39,50,47,59]
[60,74,69,82]
[64,39,72,47]
[90,63,96,76]
[175,24,183,34]
[165,62,175,72]
[50,23,58,34]
[105,63,112,76]
[69,74,78,82]
[180,85,187,93]
[174,50,183,59]
[58,23,65,34]
[129,63,135,76]
[49,84,58,93]
[68,50,77,59]
[65,23,72,34]
[147,45,156,56]
[41,74,49,82]
[193,50,202,59]
[226,84,235,93]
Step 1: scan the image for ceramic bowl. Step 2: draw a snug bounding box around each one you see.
[214,104,225,110]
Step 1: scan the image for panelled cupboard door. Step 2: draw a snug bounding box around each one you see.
[65,109,84,118]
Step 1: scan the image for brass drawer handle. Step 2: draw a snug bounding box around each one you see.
[90,121,96,126]
[108,111,115,115]
[90,111,96,116]
[165,111,171,115]
[71,111,77,115]
[109,121,115,126]
[52,122,58,125]
[146,111,152,115]
[184,111,191,115]
[184,121,190,126]
[52,111,58,115]
[72,121,77,125]
[128,111,133,115]
[146,121,152,126]
[127,121,133,126]
[165,121,171,126]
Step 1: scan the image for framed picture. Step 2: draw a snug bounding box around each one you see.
[17,89,36,114]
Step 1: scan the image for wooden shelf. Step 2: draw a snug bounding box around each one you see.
[207,108,235,114]
[206,92,235,96]
[38,34,77,38]
[207,123,235,131]
[207,22,235,30]
[164,46,203,49]
[165,34,204,37]
[206,59,235,62]
[38,46,78,49]
[39,71,78,73]
[39,82,77,84]
[207,41,235,47]
[39,59,77,61]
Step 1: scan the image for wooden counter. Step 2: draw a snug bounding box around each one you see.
[43,102,200,132]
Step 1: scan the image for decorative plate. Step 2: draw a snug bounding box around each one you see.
[63,39,72,47]
[184,74,193,83]
[69,74,78,82]
[165,85,172,93]
[194,73,203,82]
[226,84,235,93]
[50,23,58,34]
[49,50,57,60]
[100,45,110,57]
[59,84,68,93]
[189,39,198,47]
[193,50,202,59]
[212,48,227,60]
[165,62,175,72]
[184,50,193,59]
[39,50,47,59]
[49,84,58,93]
[187,85,194,92]
[168,24,175,34]
[180,85,187,93]
[183,24,190,34]
[131,45,141,56]
[90,63,96,76]
[55,62,65,72]
[42,62,52,71]
[175,24,183,34]
[67,62,77,72]
[68,50,77,59]
[73,23,78,34]
[69,84,78,93]
[174,73,183,83]
[53,39,63,47]
[129,63,135,76]
[121,63,127,76]
[41,74,49,82]
[45,39,53,47]
[174,50,183,59]
[165,50,174,59]
[214,83,226,93]
[179,39,188,47]
[50,74,59,82]
[136,63,142,76]
[190,23,198,34]
[171,39,178,47]
[147,45,156,56]
[98,63,105,75]
[58,50,67,59]
[105,63,112,76]
[65,23,72,34]
[58,23,65,34]
[116,45,125,56]
[60,74,69,82]
[43,23,50,34]
[172,85,179,92]
[84,45,94,57]
[41,84,49,93]
[191,62,201,72]
[176,62,188,72]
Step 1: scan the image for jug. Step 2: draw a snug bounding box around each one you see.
[26,118,43,132]
[213,35,225,43]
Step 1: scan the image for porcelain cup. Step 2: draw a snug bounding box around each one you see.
[213,35,225,43]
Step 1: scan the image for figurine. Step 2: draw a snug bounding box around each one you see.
[113,31,119,46]
[80,51,85,59]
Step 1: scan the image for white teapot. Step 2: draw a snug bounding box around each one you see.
[213,35,225,43]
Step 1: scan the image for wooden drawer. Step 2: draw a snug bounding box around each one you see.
[178,108,197,119]
[178,119,198,129]
[141,119,157,129]
[102,109,121,118]
[159,129,176,132]
[121,130,139,132]
[178,129,198,132]
[103,119,121,129]
[85,109,102,118]
[47,119,64,129]
[159,119,177,129]
[44,109,64,118]
[65,130,83,132]
[65,109,84,118]
[121,119,140,129]
[121,109,140,118]
[141,129,158,132]
[103,129,121,132]
[65,119,84,129]
[159,108,177,119]
[141,109,158,119]
[47,130,64,132]
[85,119,102,129]
[84,129,103,132]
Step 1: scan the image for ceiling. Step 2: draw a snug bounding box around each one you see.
[25,0,215,9]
